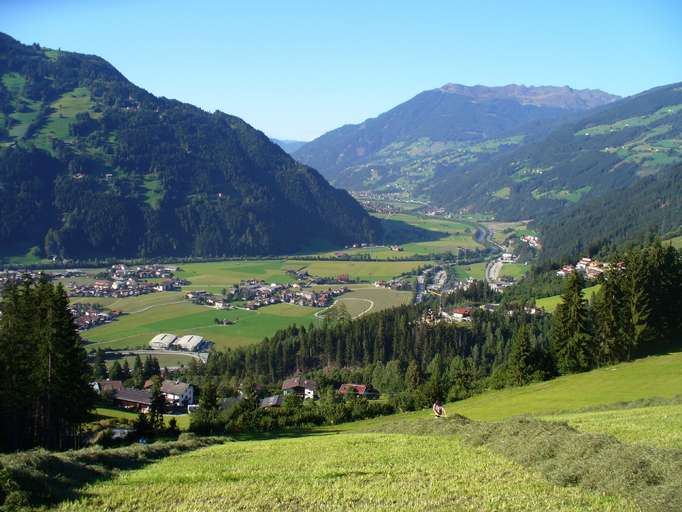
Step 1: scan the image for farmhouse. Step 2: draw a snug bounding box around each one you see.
[92,379,123,395]
[149,333,178,350]
[338,383,380,400]
[113,388,152,412]
[282,376,317,400]
[160,380,195,406]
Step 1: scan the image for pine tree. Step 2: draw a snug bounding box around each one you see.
[92,348,108,380]
[593,274,625,364]
[149,380,166,432]
[109,361,123,381]
[132,355,145,388]
[507,323,533,386]
[405,360,421,389]
[551,272,594,374]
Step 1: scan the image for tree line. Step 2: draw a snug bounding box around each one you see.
[0,278,94,451]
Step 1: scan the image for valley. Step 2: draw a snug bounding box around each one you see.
[0,10,680,512]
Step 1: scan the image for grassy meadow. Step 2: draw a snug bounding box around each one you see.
[55,433,635,512]
[452,261,487,280]
[536,284,601,313]
[544,403,682,449]
[316,285,413,319]
[499,262,529,279]
[175,259,426,294]
[83,299,318,350]
[312,213,483,260]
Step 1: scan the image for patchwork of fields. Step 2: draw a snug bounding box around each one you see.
[81,284,413,351]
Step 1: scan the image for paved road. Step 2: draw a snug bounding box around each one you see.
[101,349,209,363]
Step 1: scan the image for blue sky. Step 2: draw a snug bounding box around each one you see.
[2,1,681,140]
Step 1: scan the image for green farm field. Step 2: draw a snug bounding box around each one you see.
[83,299,318,351]
[536,284,601,313]
[312,213,483,260]
[452,261,487,280]
[316,286,413,319]
[175,259,425,293]
[499,262,529,279]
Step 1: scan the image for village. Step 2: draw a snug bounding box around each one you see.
[186,278,350,311]
[556,257,609,279]
[66,264,188,299]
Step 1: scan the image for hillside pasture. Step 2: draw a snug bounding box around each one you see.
[56,433,634,512]
[447,351,682,421]
[544,403,682,449]
[536,284,601,312]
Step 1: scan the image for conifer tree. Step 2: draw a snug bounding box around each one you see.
[551,272,594,374]
[508,323,533,386]
[109,361,124,381]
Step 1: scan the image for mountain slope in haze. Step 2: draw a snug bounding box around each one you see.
[293,84,618,194]
[431,81,682,221]
[0,33,380,259]
[271,138,308,154]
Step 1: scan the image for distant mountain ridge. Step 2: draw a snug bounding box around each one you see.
[430,80,682,219]
[438,83,618,109]
[271,138,308,154]
[0,33,380,259]
[293,83,618,194]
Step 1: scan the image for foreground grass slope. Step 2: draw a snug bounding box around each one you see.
[57,433,634,511]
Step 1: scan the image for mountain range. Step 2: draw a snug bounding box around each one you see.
[0,33,380,259]
[293,84,619,194]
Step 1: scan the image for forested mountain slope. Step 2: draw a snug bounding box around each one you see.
[0,33,380,259]
[293,84,617,194]
[535,163,682,262]
[431,81,682,221]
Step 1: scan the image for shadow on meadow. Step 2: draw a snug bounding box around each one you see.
[0,435,223,510]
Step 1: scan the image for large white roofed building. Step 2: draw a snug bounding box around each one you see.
[149,333,178,350]
[175,334,206,352]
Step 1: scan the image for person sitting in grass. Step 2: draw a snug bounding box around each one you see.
[433,400,446,418]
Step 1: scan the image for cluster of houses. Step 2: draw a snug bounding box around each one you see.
[148,333,212,352]
[92,378,195,412]
[557,257,609,279]
[187,282,349,311]
[420,306,474,325]
[66,264,187,299]
[520,235,541,248]
[373,278,411,290]
[69,302,120,331]
[258,377,380,409]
